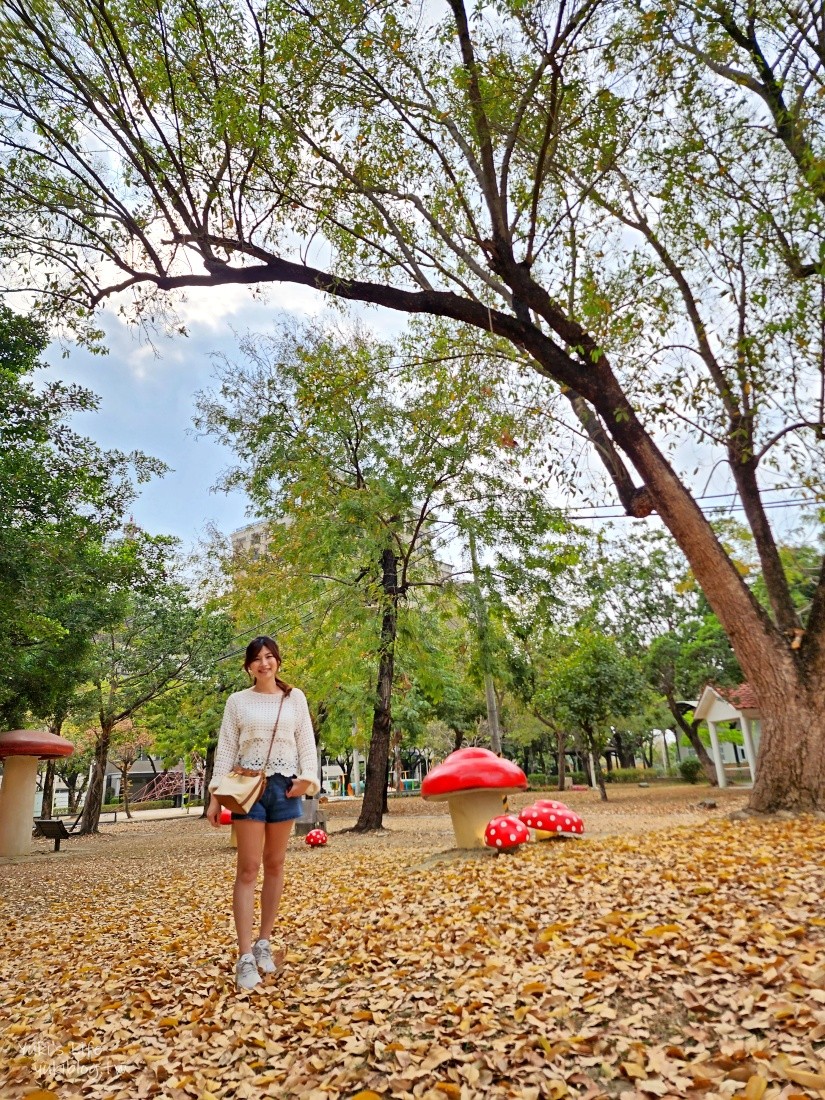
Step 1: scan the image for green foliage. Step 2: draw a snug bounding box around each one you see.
[533,628,648,752]
[679,758,703,784]
[0,303,166,726]
[78,586,235,735]
[604,767,649,784]
[198,319,563,761]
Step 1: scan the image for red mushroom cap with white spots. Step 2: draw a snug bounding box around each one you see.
[531,799,569,814]
[556,809,585,837]
[518,801,567,829]
[483,814,530,850]
[305,828,328,847]
[519,802,585,836]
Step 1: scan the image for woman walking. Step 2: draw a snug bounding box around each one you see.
[207,636,319,990]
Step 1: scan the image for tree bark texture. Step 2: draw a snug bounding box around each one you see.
[557,732,567,792]
[41,760,55,819]
[78,725,113,835]
[749,688,825,812]
[202,741,216,819]
[355,548,398,831]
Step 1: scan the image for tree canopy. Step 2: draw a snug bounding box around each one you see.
[0,303,164,726]
[0,0,823,809]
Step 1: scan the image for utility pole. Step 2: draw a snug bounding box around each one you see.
[468,528,502,755]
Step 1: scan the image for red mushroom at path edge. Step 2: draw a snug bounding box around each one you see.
[0,729,74,858]
[421,747,528,849]
[484,814,530,851]
[519,801,585,839]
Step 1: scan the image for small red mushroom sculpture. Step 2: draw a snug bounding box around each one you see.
[484,814,530,852]
[0,729,74,857]
[421,747,528,849]
[305,828,328,847]
[519,801,585,839]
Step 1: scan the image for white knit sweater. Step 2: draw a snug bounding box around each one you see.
[209,687,320,795]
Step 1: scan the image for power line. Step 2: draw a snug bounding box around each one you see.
[565,497,822,521]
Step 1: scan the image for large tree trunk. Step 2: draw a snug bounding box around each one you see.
[122,768,132,819]
[355,549,398,832]
[78,724,113,835]
[748,685,825,812]
[613,732,635,769]
[41,760,55,819]
[202,740,216,819]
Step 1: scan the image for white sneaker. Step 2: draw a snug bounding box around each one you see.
[252,938,281,974]
[235,952,261,990]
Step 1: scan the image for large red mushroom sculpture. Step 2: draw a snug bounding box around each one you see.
[0,730,74,857]
[421,747,528,849]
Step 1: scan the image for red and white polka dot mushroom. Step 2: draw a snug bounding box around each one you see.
[483,814,530,852]
[519,800,584,839]
[305,828,328,847]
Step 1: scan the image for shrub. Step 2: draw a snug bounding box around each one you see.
[527,773,548,787]
[604,767,648,784]
[679,758,703,784]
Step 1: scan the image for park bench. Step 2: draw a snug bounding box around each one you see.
[32,817,71,851]
[32,809,120,847]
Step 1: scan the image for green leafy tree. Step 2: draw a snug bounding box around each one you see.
[75,578,233,834]
[198,319,558,829]
[0,304,163,727]
[142,669,246,815]
[535,629,649,801]
[2,1,825,810]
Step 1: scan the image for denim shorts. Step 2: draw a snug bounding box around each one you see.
[233,773,304,824]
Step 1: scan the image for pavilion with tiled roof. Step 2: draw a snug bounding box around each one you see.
[693,683,760,787]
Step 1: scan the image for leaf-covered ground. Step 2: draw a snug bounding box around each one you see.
[2,786,824,1100]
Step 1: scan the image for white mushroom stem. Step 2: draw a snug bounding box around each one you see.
[445,789,513,849]
[0,755,40,858]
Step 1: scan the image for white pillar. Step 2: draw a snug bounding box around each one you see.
[0,756,40,857]
[588,753,597,787]
[707,721,728,788]
[352,748,361,795]
[740,717,757,783]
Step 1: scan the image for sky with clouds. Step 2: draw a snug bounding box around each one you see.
[41,282,363,549]
[39,278,811,554]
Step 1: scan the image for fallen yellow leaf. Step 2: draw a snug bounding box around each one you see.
[622,1061,647,1079]
[785,1068,825,1090]
[742,1076,767,1100]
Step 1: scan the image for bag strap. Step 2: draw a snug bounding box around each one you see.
[259,693,287,775]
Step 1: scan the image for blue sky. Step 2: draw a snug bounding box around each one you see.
[42,282,333,548]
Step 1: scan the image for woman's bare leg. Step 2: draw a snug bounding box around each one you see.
[259,820,294,944]
[233,819,265,956]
